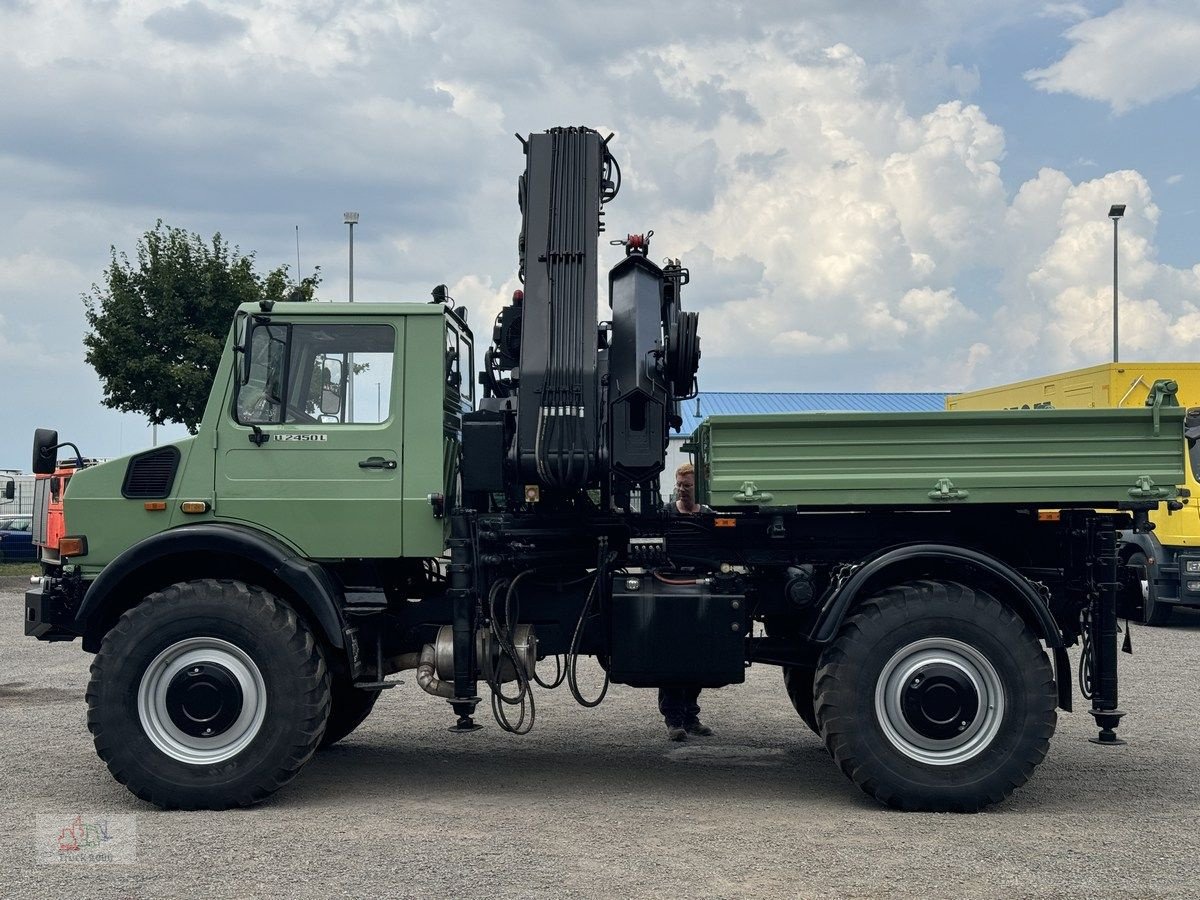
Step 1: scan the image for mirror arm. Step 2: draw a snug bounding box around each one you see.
[44,441,85,470]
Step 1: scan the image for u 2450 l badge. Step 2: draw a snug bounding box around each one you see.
[273,434,328,442]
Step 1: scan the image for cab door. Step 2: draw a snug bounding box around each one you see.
[215,316,405,558]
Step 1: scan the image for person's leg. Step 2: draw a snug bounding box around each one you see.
[684,686,713,736]
[659,686,684,725]
[684,686,701,721]
[658,687,688,740]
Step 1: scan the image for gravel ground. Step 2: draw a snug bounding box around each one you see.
[2,581,1199,899]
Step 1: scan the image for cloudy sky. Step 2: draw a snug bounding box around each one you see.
[3,0,1200,469]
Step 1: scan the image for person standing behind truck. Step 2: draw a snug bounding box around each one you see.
[659,462,716,741]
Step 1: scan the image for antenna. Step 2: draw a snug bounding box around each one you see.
[295,225,301,282]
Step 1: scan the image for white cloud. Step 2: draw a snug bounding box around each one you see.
[587,36,1200,390]
[1025,1,1200,112]
[999,170,1200,369]
[1039,3,1093,22]
[1166,174,1184,185]
[897,287,977,333]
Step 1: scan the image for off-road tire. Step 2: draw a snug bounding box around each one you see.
[319,678,381,749]
[1128,552,1172,626]
[87,579,330,809]
[814,579,1057,812]
[782,666,819,734]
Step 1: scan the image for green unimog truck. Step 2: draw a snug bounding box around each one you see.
[24,127,1186,813]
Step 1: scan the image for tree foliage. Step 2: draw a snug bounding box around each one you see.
[83,221,320,432]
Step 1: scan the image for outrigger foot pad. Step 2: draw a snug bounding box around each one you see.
[448,698,483,733]
[1088,708,1126,746]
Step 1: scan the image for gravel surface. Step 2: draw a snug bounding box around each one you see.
[2,586,1199,899]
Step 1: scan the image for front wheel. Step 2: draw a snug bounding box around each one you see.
[814,579,1057,812]
[87,579,331,809]
[1128,552,1172,626]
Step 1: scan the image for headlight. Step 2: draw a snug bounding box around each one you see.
[1188,581,1200,592]
[1186,560,1200,574]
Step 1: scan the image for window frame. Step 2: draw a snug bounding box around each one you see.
[234,319,293,427]
[233,319,398,427]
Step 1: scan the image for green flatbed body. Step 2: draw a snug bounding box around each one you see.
[694,406,1186,509]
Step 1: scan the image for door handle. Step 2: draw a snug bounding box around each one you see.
[358,457,397,470]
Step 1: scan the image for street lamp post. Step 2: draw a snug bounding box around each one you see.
[344,212,359,303]
[1109,204,1125,363]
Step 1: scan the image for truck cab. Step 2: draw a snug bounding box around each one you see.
[43,301,471,586]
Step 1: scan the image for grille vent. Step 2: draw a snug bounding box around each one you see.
[121,446,181,499]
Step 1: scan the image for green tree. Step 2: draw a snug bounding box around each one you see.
[83,221,320,432]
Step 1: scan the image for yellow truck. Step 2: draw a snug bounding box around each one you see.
[949,362,1200,625]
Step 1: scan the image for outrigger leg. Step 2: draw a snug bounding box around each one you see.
[1087,515,1126,746]
[447,509,483,732]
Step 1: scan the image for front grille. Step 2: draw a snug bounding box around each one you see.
[121,447,181,499]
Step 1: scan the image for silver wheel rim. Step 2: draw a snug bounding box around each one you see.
[137,637,267,765]
[874,637,1005,766]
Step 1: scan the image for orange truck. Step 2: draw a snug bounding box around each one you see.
[949,362,1200,625]
[32,460,93,565]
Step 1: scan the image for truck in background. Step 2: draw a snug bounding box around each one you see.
[948,362,1200,624]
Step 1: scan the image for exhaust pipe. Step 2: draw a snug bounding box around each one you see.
[389,622,539,701]
[416,644,456,699]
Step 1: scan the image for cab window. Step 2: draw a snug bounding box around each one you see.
[237,323,395,425]
[446,323,474,410]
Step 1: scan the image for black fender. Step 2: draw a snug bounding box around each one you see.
[1117,528,1165,563]
[1118,528,1179,602]
[811,543,1072,711]
[77,523,346,653]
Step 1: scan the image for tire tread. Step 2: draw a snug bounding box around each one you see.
[814,580,1057,812]
[87,578,330,810]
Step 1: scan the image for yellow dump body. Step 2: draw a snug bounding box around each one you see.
[947,362,1200,412]
[948,362,1200,548]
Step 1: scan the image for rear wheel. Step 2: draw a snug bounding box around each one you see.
[319,677,381,748]
[814,579,1057,812]
[1128,552,1172,626]
[782,666,819,734]
[87,579,330,809]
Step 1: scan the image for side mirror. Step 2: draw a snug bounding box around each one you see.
[234,313,251,384]
[320,388,342,416]
[32,428,58,475]
[2,479,13,501]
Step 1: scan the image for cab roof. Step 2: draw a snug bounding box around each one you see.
[236,300,456,317]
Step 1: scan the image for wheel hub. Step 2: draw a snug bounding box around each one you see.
[137,636,267,765]
[874,637,1006,766]
[899,663,980,741]
[165,663,244,738]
